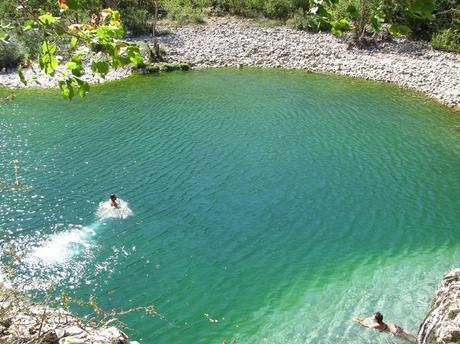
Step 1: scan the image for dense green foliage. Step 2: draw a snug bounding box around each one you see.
[431,28,460,52]
[0,38,25,70]
[0,0,143,99]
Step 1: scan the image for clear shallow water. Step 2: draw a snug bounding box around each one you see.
[1,69,460,343]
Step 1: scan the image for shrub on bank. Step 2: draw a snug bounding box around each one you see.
[286,8,330,32]
[122,8,151,35]
[0,39,25,71]
[137,62,191,74]
[431,28,460,53]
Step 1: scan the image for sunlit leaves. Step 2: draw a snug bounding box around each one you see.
[39,41,59,75]
[70,36,78,49]
[331,18,351,35]
[126,45,143,65]
[76,79,89,97]
[66,55,83,77]
[38,13,59,25]
[91,61,109,77]
[10,3,143,100]
[58,79,75,99]
[389,23,412,35]
[23,20,37,31]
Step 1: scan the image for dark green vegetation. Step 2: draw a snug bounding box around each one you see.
[0,0,458,100]
[138,62,191,73]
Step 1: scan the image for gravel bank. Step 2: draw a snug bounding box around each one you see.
[159,17,459,108]
[1,17,459,108]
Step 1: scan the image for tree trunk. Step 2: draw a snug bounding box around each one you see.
[354,0,368,48]
[150,0,161,62]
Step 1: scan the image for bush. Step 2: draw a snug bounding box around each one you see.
[286,8,328,32]
[163,4,204,24]
[18,31,41,60]
[122,8,150,35]
[262,0,292,19]
[286,9,310,30]
[0,39,24,71]
[431,28,460,53]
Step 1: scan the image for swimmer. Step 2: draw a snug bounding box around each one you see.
[109,193,119,208]
[353,312,416,342]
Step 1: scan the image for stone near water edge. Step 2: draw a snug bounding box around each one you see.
[418,268,460,344]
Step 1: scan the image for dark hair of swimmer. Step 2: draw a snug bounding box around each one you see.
[374,312,383,323]
[110,193,117,199]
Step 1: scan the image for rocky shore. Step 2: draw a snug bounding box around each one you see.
[0,17,459,109]
[0,278,139,344]
[418,269,460,344]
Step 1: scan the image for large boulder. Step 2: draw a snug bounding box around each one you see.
[418,269,460,344]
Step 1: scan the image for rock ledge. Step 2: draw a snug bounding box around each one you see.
[418,268,460,344]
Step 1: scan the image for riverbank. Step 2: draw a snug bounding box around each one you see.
[0,16,459,109]
[159,17,460,109]
[0,278,139,344]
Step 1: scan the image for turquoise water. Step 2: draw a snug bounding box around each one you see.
[1,69,460,343]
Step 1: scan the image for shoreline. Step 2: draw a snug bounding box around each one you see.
[1,17,459,110]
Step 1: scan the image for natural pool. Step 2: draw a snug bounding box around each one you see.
[1,69,460,343]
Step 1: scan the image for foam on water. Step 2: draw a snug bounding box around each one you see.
[16,199,134,288]
[28,224,95,264]
[96,199,133,220]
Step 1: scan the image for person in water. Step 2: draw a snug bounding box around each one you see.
[353,312,416,342]
[109,193,119,208]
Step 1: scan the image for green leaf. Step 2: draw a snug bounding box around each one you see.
[127,45,144,65]
[346,5,359,19]
[389,24,412,36]
[58,80,76,100]
[41,41,57,55]
[409,0,435,19]
[66,61,77,70]
[39,42,59,75]
[23,20,36,31]
[78,81,90,97]
[371,17,382,32]
[55,25,66,35]
[18,65,27,86]
[91,61,109,78]
[38,13,59,25]
[331,18,351,36]
[67,56,83,76]
[70,37,78,49]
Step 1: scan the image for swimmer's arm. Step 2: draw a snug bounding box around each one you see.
[352,317,372,328]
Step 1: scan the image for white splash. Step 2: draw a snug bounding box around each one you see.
[23,198,133,274]
[96,199,133,220]
[28,225,95,265]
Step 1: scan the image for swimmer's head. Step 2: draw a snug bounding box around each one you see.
[373,312,383,323]
[110,193,117,201]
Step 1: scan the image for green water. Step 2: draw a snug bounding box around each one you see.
[1,69,460,343]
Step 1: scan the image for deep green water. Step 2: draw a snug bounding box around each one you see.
[1,69,460,343]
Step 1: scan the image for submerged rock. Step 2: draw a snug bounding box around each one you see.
[418,269,460,344]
